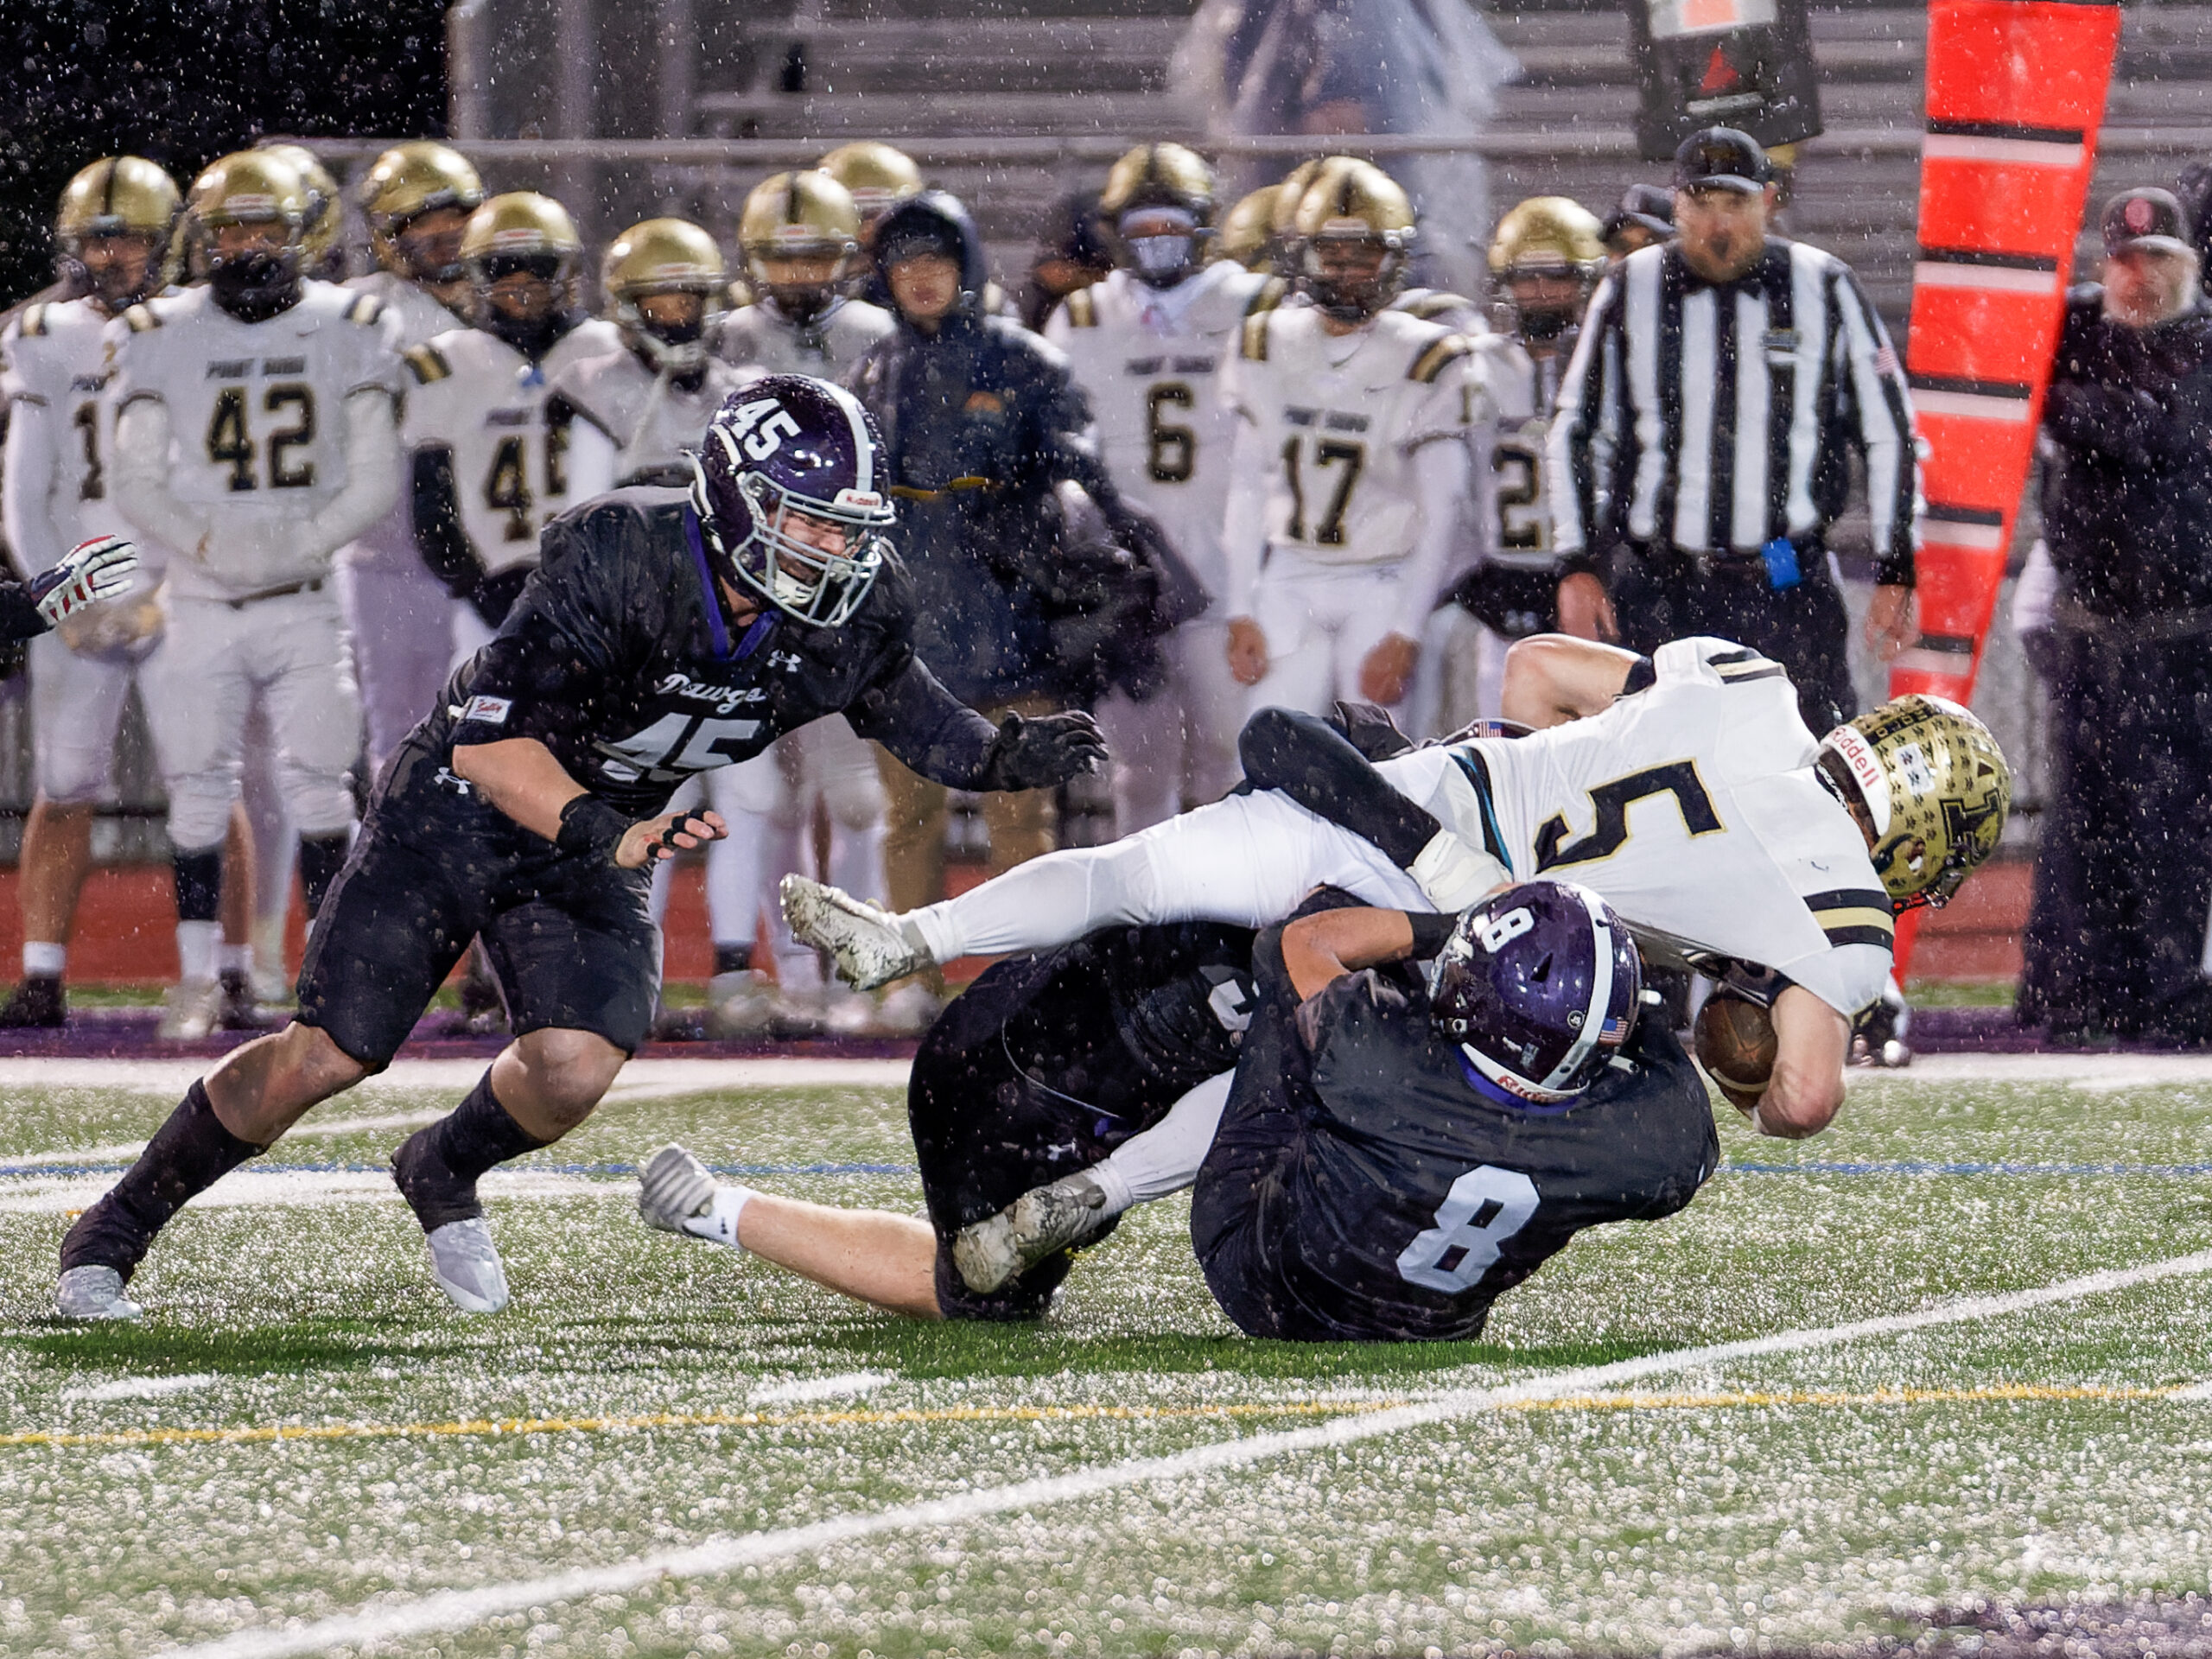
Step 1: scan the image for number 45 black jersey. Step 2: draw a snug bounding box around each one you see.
[1190,911,1718,1344]
[417,486,1003,817]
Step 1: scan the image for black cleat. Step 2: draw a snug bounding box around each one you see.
[0,975,65,1029]
[218,968,272,1031]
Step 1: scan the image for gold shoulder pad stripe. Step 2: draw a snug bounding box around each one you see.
[1409,333,1472,384]
[19,304,47,338]
[403,343,452,384]
[1065,289,1096,328]
[1245,276,1288,317]
[124,303,162,334]
[345,293,385,326]
[1239,310,1272,362]
[1402,289,1472,322]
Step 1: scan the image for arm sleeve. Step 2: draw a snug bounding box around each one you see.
[1,385,66,576]
[1396,414,1473,638]
[112,396,213,554]
[563,413,620,499]
[302,387,402,556]
[1547,270,1621,567]
[410,444,481,597]
[1830,265,1920,587]
[842,653,1006,785]
[1236,706,1443,869]
[1220,378,1268,619]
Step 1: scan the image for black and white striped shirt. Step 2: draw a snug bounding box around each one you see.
[1548,237,1921,585]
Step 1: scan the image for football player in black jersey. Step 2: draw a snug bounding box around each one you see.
[55,376,1109,1322]
[1190,882,1715,1342]
[635,920,1258,1319]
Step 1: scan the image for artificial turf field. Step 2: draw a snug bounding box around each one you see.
[3,1053,2212,1659]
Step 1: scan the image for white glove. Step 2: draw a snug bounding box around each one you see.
[32,535,139,629]
[1408,829,1510,912]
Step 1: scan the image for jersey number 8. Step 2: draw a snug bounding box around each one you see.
[206,384,316,492]
[1395,1164,1540,1294]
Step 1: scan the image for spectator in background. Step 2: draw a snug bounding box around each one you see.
[1600,183,1674,262]
[2018,188,2212,1046]
[1019,190,1114,333]
[847,191,1162,948]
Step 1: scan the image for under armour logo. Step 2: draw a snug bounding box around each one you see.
[766,650,803,672]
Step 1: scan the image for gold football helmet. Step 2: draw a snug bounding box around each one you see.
[603,217,728,372]
[1291,157,1416,323]
[1216,185,1277,271]
[360,141,486,278]
[461,193,582,334]
[54,156,181,308]
[817,141,921,238]
[1100,143,1215,288]
[263,143,345,277]
[740,171,861,321]
[1820,695,2012,909]
[1266,158,1325,276]
[1489,196,1605,341]
[184,150,310,302]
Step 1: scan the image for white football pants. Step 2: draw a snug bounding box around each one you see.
[1245,553,1421,718]
[905,785,1425,966]
[28,632,138,805]
[139,588,362,852]
[341,558,461,771]
[1095,618,1246,834]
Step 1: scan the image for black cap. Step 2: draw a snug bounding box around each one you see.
[1672,127,1772,194]
[1603,183,1676,245]
[2101,188,2193,257]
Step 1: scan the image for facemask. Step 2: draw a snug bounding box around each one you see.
[1128,234,1198,288]
[208,252,301,322]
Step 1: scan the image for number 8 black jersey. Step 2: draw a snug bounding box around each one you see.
[1190,912,1716,1344]
[419,486,1001,818]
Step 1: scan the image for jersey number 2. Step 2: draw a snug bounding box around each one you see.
[1535,761,1722,871]
[206,384,316,492]
[1396,1165,1539,1294]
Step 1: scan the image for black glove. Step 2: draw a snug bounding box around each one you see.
[982,709,1109,791]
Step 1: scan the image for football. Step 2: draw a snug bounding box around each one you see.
[1694,990,1778,1110]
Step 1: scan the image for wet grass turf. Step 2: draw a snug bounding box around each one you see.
[0,1067,2209,1656]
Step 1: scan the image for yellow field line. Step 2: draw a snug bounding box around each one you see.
[0,1379,2188,1452]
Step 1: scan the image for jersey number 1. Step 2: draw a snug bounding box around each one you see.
[1281,434,1365,545]
[1396,1165,1540,1294]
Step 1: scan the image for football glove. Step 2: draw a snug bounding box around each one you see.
[31,535,138,629]
[984,709,1109,791]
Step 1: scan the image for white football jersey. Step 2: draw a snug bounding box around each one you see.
[552,347,758,486]
[1220,303,1478,570]
[399,318,622,578]
[1380,636,1893,1016]
[105,281,403,595]
[1,297,144,570]
[1045,262,1281,600]
[339,270,472,575]
[712,296,894,381]
[1474,332,1570,573]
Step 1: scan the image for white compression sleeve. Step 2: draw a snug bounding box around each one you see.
[1089,1071,1235,1216]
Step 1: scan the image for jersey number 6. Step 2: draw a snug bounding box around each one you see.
[1396,1165,1540,1293]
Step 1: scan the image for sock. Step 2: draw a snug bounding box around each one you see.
[681,1185,754,1249]
[712,942,754,976]
[392,1071,551,1230]
[175,920,220,984]
[297,830,353,919]
[60,1080,264,1278]
[22,942,64,979]
[1093,1070,1235,1213]
[219,944,252,978]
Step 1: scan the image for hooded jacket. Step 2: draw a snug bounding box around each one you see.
[849,191,1142,707]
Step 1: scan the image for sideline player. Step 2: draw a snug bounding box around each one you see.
[788,633,2012,1141]
[404,192,620,649]
[1219,157,1478,719]
[55,376,1109,1322]
[106,150,403,1040]
[1045,143,1280,832]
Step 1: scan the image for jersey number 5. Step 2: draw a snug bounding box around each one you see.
[1396,1165,1539,1294]
[1281,434,1365,545]
[206,384,316,492]
[1535,761,1723,870]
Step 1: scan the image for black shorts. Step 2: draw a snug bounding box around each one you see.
[909,952,1152,1323]
[297,745,658,1067]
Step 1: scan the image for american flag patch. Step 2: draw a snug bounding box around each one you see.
[1599,1014,1632,1044]
[1874,346,1900,377]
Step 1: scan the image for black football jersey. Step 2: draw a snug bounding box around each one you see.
[419,486,1001,817]
[1194,921,1719,1343]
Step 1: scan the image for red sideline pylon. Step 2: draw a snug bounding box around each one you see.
[1890,0,2120,977]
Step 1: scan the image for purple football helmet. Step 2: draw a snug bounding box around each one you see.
[1427,880,1643,1108]
[689,374,897,627]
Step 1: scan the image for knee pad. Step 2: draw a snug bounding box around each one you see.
[274,758,358,840]
[165,775,239,853]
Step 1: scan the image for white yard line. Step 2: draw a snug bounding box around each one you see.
[168,1246,2212,1659]
[0,1168,619,1215]
[1855,1052,2212,1088]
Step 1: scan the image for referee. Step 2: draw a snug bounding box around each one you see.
[1548,127,1920,732]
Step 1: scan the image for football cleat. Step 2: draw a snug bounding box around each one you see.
[779,876,930,992]
[55,1265,143,1322]
[952,1171,1114,1296]
[0,976,66,1029]
[639,1145,720,1234]
[423,1217,510,1314]
[704,969,823,1039]
[156,977,223,1042]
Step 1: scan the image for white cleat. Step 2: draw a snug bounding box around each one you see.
[423,1217,510,1314]
[156,977,223,1041]
[639,1145,719,1234]
[55,1265,143,1321]
[952,1171,1114,1295]
[779,876,929,993]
